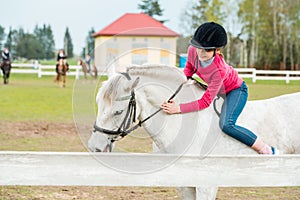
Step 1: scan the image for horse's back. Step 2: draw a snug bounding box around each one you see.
[241,92,300,153]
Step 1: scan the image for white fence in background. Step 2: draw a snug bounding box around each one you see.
[10,63,82,80]
[235,68,300,83]
[0,151,299,188]
[7,63,300,83]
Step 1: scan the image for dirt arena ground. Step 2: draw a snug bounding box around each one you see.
[1,121,299,200]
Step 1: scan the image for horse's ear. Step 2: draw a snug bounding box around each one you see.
[131,77,140,89]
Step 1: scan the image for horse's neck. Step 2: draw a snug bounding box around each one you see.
[135,78,214,153]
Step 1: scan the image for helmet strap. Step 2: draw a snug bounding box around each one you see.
[213,49,216,57]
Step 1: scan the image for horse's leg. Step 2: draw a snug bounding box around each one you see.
[7,69,10,84]
[177,187,196,200]
[94,67,98,79]
[63,75,66,87]
[58,74,63,87]
[3,68,9,84]
[3,71,7,84]
[196,187,218,200]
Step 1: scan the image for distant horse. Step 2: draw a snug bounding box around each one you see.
[0,60,11,84]
[54,59,68,87]
[78,59,97,80]
[88,64,300,199]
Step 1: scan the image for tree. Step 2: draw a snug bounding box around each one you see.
[4,27,17,57]
[138,0,165,22]
[34,24,55,59]
[0,25,5,49]
[238,0,300,69]
[63,27,73,58]
[13,28,43,59]
[180,0,209,35]
[180,0,225,34]
[85,27,95,58]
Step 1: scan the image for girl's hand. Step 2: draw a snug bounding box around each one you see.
[161,99,181,114]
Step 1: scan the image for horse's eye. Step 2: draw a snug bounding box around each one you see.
[114,110,123,116]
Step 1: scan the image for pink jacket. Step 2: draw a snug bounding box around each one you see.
[180,46,243,113]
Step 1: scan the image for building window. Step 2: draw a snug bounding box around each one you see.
[132,54,147,65]
[132,42,148,65]
[160,49,169,65]
[160,42,170,65]
[106,43,119,65]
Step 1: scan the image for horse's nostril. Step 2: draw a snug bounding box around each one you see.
[95,148,102,152]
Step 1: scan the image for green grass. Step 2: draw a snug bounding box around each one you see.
[0,74,75,122]
[0,75,299,123]
[244,79,300,100]
[0,74,106,122]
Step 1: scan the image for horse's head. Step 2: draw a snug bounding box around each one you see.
[77,59,83,65]
[88,73,140,152]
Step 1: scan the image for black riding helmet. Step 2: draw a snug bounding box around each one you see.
[190,22,227,49]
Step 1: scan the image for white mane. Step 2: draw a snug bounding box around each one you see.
[96,74,129,103]
[126,64,186,83]
[97,64,186,103]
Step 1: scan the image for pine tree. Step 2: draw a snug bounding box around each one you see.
[0,25,5,49]
[138,0,166,22]
[44,25,55,59]
[86,27,95,58]
[63,27,73,58]
[4,27,16,56]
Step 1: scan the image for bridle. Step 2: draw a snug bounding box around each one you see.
[93,72,184,150]
[92,72,223,152]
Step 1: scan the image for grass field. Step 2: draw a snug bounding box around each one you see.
[1,74,299,122]
[0,73,300,199]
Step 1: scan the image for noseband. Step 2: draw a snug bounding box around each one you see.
[93,72,184,146]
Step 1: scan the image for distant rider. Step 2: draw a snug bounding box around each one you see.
[1,47,12,84]
[56,49,69,73]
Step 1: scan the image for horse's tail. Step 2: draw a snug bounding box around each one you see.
[93,65,98,78]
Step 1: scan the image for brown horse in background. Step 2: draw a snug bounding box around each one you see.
[78,59,97,80]
[54,59,68,87]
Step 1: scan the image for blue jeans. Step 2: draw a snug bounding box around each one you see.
[219,82,257,147]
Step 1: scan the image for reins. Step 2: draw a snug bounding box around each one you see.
[93,72,223,149]
[93,73,184,143]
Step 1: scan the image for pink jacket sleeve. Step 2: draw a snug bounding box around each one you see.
[180,70,223,113]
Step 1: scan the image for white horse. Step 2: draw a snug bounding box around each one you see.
[88,64,300,199]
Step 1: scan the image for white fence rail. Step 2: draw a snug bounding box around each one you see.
[10,63,83,80]
[0,151,299,187]
[8,64,300,83]
[235,68,300,83]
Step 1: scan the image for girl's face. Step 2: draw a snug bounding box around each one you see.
[196,48,215,62]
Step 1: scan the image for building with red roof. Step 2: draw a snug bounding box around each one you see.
[93,13,179,72]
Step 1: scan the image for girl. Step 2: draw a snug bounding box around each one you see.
[161,22,278,155]
[56,49,69,73]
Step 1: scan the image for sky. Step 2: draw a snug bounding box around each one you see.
[0,0,193,55]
